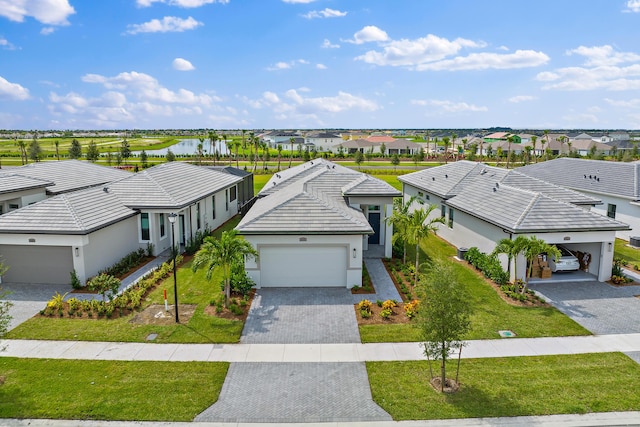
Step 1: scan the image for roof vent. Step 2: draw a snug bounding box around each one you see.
[495,182,500,188]
[493,187,497,192]
[103,187,109,193]
[432,177,435,181]
[480,168,487,175]
[584,174,587,179]
[597,177,600,182]
[445,174,448,178]
[276,174,281,178]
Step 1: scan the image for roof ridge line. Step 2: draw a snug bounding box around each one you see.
[143,169,180,205]
[62,193,86,230]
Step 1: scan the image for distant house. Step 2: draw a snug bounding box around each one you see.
[518,158,640,241]
[400,161,628,282]
[0,161,244,286]
[305,132,343,152]
[338,139,381,154]
[236,159,400,288]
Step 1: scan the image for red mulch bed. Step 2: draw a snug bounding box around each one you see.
[203,289,255,321]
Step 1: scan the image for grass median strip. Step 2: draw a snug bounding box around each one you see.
[0,357,228,421]
[367,352,640,420]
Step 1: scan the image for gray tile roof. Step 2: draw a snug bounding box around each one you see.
[0,160,131,195]
[0,174,52,195]
[106,162,243,209]
[0,187,137,234]
[237,159,397,235]
[517,158,640,200]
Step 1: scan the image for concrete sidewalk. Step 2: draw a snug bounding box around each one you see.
[2,333,640,362]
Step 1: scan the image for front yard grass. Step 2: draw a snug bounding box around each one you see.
[359,235,590,343]
[615,237,640,266]
[6,218,245,344]
[0,357,227,421]
[368,353,640,420]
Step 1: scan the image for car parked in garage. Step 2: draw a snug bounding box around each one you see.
[548,245,581,272]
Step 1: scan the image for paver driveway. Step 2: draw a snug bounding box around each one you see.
[530,280,640,335]
[196,286,392,423]
[241,287,361,344]
[1,282,71,330]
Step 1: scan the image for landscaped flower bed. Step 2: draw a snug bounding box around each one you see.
[382,257,416,300]
[354,298,420,325]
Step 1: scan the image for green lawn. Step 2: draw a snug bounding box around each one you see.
[615,238,640,266]
[6,218,245,344]
[360,235,590,342]
[368,353,640,420]
[0,357,227,421]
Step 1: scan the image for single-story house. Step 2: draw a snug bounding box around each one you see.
[399,161,629,282]
[517,158,640,241]
[236,159,401,288]
[0,161,245,286]
[304,132,343,153]
[337,139,381,154]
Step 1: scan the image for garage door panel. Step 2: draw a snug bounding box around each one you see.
[260,246,347,287]
[0,245,73,285]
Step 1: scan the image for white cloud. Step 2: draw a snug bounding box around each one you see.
[416,50,549,71]
[625,0,640,12]
[282,0,317,3]
[40,27,55,35]
[137,0,229,7]
[605,98,640,108]
[346,25,389,45]
[173,57,195,71]
[316,63,327,69]
[0,0,75,25]
[125,16,202,35]
[567,45,640,66]
[538,45,640,91]
[411,99,487,113]
[266,59,309,71]
[508,95,537,103]
[0,75,30,100]
[302,8,347,19]
[321,38,339,49]
[0,37,16,50]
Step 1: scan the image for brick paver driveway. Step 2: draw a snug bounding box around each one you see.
[530,280,640,335]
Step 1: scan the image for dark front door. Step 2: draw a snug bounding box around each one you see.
[369,212,380,244]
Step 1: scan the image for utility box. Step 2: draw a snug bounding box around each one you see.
[630,237,640,248]
[457,247,469,260]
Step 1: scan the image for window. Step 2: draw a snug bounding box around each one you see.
[448,207,454,228]
[140,213,150,241]
[230,186,237,202]
[212,195,216,220]
[225,189,229,211]
[8,204,19,210]
[196,202,201,229]
[441,204,446,218]
[159,213,165,237]
[368,205,380,212]
[418,191,424,198]
[607,203,616,219]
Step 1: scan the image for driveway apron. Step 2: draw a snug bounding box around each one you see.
[1,283,71,330]
[196,287,392,423]
[530,281,640,335]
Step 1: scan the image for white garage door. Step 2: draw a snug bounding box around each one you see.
[0,245,74,285]
[260,245,347,287]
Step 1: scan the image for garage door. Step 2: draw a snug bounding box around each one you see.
[260,246,347,287]
[0,245,74,285]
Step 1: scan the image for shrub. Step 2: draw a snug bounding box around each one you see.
[464,247,509,286]
[229,304,243,316]
[230,262,255,296]
[360,309,371,319]
[88,274,121,301]
[403,299,420,319]
[381,299,397,311]
[380,308,392,319]
[185,228,211,255]
[612,258,626,277]
[358,299,373,314]
[67,298,82,312]
[70,269,82,290]
[47,292,68,312]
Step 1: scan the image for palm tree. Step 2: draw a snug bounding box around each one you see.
[252,134,260,173]
[15,138,27,165]
[451,133,457,161]
[386,195,419,264]
[530,135,538,163]
[277,144,283,171]
[241,129,247,161]
[289,137,295,168]
[209,131,218,165]
[248,131,255,168]
[442,137,450,163]
[191,230,258,308]
[479,138,484,162]
[492,236,528,283]
[567,141,572,156]
[197,137,205,165]
[54,140,60,161]
[234,140,241,168]
[406,204,445,288]
[506,135,515,169]
[522,236,560,294]
[543,130,550,161]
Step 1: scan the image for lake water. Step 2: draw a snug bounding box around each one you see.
[133,138,230,156]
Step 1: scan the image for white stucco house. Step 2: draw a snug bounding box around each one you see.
[517,158,640,242]
[236,159,401,288]
[0,161,244,286]
[399,161,629,282]
[304,132,343,153]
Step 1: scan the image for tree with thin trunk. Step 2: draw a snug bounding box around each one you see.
[28,137,42,162]
[451,133,457,161]
[248,131,255,169]
[289,137,295,168]
[69,139,82,159]
[391,153,400,172]
[406,204,445,288]
[543,130,550,161]
[530,135,538,162]
[234,140,241,168]
[506,135,515,169]
[241,130,247,162]
[442,137,450,163]
[277,144,283,171]
[54,140,60,161]
[479,138,484,162]
[209,131,218,165]
[191,230,258,308]
[419,261,472,393]
[197,137,205,165]
[492,236,528,283]
[86,140,100,162]
[354,150,364,169]
[120,138,131,165]
[386,195,418,264]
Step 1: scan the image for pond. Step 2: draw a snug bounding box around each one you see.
[133,138,230,156]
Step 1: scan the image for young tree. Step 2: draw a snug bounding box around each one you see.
[442,137,450,163]
[120,139,131,164]
[386,195,418,264]
[88,273,121,302]
[27,138,43,162]
[191,230,258,308]
[140,149,148,168]
[69,139,82,159]
[106,151,113,165]
[276,144,283,171]
[354,150,364,169]
[166,149,176,162]
[0,259,11,347]
[390,153,400,172]
[379,143,386,157]
[406,204,445,287]
[419,261,472,393]
[54,140,61,161]
[86,140,100,162]
[289,137,295,168]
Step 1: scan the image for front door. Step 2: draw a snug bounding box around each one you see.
[369,212,380,245]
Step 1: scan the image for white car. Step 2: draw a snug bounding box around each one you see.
[548,245,581,272]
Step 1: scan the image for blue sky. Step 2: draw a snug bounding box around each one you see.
[2,0,640,130]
